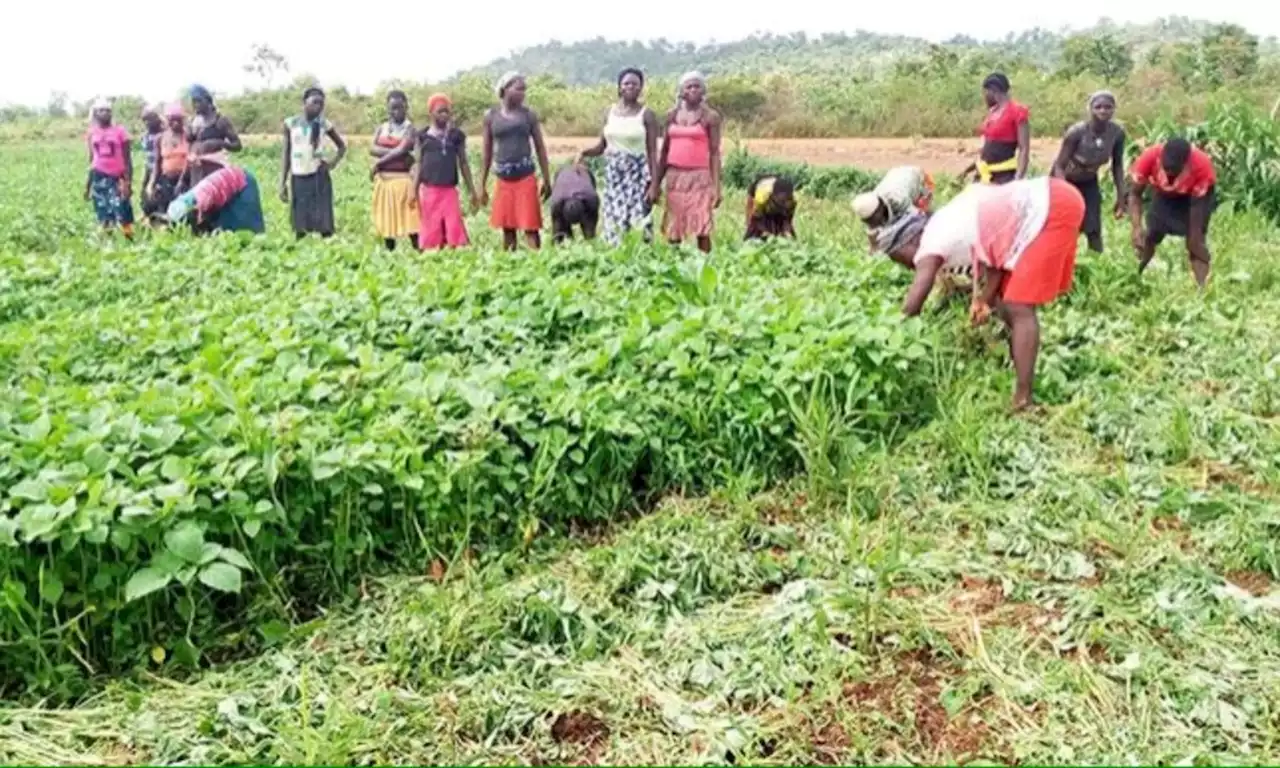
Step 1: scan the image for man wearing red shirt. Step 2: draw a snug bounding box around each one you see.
[1127,137,1217,288]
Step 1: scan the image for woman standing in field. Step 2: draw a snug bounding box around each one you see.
[1051,91,1126,253]
[416,93,478,249]
[186,85,242,187]
[369,90,419,250]
[577,68,660,244]
[480,72,553,251]
[650,71,723,252]
[84,99,135,237]
[1128,137,1216,289]
[147,104,189,219]
[139,105,164,219]
[967,73,1030,185]
[280,87,347,239]
[890,177,1085,410]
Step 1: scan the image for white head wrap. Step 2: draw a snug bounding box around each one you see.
[495,71,523,97]
[89,97,111,116]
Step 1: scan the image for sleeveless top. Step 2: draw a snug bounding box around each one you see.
[160,130,189,176]
[489,107,536,179]
[419,127,467,187]
[285,115,334,176]
[374,120,414,174]
[1060,121,1125,181]
[604,107,647,155]
[666,122,710,170]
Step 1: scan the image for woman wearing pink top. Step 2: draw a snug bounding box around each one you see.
[649,71,722,252]
[84,98,135,236]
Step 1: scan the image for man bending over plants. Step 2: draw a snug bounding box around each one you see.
[1128,137,1216,289]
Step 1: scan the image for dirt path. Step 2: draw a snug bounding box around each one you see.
[245,135,1062,175]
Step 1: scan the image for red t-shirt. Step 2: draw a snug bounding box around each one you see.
[980,101,1030,143]
[1130,144,1216,197]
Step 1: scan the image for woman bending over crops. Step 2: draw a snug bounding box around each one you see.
[853,165,935,260]
[650,72,722,253]
[891,177,1085,410]
[147,104,189,221]
[549,163,600,242]
[964,73,1030,185]
[1052,91,1126,253]
[186,85,242,187]
[481,73,553,251]
[577,68,660,244]
[744,175,796,240]
[166,156,265,235]
[1127,138,1216,289]
[84,99,134,237]
[416,93,478,249]
[370,90,419,250]
[280,87,347,238]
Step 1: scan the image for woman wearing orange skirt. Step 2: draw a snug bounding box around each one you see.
[480,72,553,251]
[890,177,1084,410]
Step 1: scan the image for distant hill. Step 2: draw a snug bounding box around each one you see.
[457,16,1276,84]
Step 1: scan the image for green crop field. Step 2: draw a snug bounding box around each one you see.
[1,124,1279,764]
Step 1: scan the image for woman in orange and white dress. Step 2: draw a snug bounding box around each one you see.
[887,176,1085,410]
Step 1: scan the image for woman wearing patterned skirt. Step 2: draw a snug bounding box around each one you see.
[650,72,722,253]
[578,68,660,245]
[370,90,419,250]
[280,87,346,238]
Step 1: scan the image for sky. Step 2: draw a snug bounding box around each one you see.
[1,2,1277,108]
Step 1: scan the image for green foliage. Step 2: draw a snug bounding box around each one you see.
[0,142,934,697]
[1059,33,1134,82]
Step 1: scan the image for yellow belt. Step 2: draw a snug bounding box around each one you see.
[977,157,1019,184]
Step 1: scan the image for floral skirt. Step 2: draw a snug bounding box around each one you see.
[603,151,651,245]
[90,171,134,226]
[662,168,715,241]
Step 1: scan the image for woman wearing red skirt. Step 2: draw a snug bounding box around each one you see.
[416,93,478,249]
[891,177,1085,410]
[480,73,553,251]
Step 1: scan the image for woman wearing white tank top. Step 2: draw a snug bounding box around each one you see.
[578,68,660,244]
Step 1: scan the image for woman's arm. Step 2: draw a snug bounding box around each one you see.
[326,125,347,169]
[903,255,943,316]
[578,112,608,160]
[1015,120,1031,180]
[708,109,723,206]
[1110,130,1128,212]
[530,110,553,198]
[479,111,493,204]
[220,118,243,152]
[1127,179,1147,245]
[373,133,414,171]
[458,137,479,208]
[644,108,660,182]
[279,123,292,201]
[1051,127,1079,179]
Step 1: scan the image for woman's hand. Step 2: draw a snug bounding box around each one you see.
[279,180,289,203]
[540,180,552,201]
[1113,200,1126,220]
[470,191,483,211]
[969,299,992,328]
[646,182,661,206]
[1131,228,1146,252]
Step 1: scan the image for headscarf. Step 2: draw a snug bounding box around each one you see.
[754,177,777,213]
[876,209,928,256]
[427,92,452,113]
[677,71,706,105]
[141,103,162,118]
[165,102,185,120]
[852,192,881,222]
[189,84,213,103]
[1087,90,1116,113]
[89,97,111,116]
[495,71,523,98]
